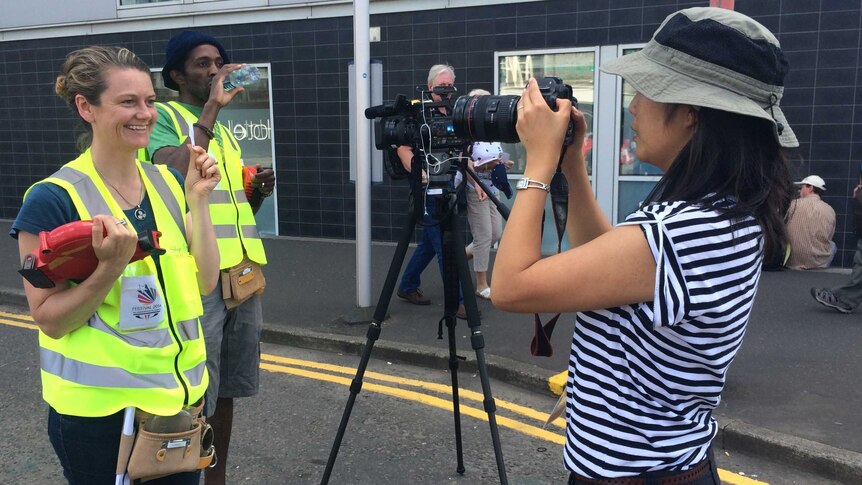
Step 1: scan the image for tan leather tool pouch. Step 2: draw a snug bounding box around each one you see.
[127,400,215,481]
[221,255,266,309]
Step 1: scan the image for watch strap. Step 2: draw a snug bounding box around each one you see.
[517,178,551,192]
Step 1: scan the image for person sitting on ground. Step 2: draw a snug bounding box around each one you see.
[785,175,836,269]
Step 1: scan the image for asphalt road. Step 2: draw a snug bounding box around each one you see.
[0,308,844,485]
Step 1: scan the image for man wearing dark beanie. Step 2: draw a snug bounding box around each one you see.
[141,30,274,485]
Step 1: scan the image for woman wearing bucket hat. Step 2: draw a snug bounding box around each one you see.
[493,7,794,484]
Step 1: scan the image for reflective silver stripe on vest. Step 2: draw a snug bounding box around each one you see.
[88,314,174,349]
[218,124,240,151]
[213,224,260,240]
[177,319,200,342]
[41,347,179,389]
[209,190,233,204]
[140,163,186,241]
[234,190,249,204]
[183,360,207,387]
[213,224,238,238]
[242,225,261,239]
[49,167,113,216]
[163,102,190,137]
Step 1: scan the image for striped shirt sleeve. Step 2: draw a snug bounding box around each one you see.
[623,202,691,328]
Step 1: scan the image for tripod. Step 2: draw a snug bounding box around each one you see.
[321,157,509,484]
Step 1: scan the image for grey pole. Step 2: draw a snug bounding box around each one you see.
[354,0,372,311]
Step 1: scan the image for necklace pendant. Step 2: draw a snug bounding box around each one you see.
[134,207,147,221]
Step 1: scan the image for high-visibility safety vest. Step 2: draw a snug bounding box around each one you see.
[140,101,267,269]
[30,150,208,417]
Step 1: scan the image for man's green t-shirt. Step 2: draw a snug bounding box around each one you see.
[148,102,232,161]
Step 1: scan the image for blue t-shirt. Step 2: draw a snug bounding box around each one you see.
[11,168,186,282]
[11,167,185,240]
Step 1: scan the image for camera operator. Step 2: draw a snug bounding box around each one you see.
[395,64,466,318]
[492,7,795,484]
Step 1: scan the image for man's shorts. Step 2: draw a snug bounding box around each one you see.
[200,278,262,417]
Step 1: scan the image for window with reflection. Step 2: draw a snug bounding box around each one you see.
[150,66,278,235]
[616,47,661,222]
[497,51,596,176]
[119,0,175,5]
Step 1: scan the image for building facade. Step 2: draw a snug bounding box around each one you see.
[1,0,860,264]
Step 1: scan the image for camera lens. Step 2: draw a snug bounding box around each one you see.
[452,95,520,143]
[375,117,417,149]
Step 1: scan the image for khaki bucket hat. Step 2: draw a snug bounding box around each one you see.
[601,7,798,148]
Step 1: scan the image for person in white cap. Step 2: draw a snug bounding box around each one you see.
[785,175,836,269]
[465,139,506,300]
[493,7,795,483]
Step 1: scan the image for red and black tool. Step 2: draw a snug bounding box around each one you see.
[19,220,165,289]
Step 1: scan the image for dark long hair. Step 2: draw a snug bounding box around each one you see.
[643,107,793,260]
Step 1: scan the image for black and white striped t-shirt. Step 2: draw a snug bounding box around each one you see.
[564,199,763,478]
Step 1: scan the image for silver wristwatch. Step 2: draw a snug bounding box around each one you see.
[515,177,551,192]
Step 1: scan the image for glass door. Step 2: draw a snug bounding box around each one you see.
[495,48,598,254]
[150,63,279,235]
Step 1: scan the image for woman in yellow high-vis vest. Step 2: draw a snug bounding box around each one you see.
[12,46,220,484]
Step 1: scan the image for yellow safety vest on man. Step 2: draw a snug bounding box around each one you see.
[141,101,267,269]
[31,150,208,417]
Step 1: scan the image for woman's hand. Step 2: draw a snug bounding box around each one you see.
[185,145,221,204]
[475,184,487,201]
[515,78,575,177]
[560,105,589,175]
[91,214,138,273]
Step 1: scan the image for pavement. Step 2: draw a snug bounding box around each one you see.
[1,220,861,483]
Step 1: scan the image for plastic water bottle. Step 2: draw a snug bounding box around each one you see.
[223,65,261,91]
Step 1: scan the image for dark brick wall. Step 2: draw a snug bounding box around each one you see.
[0,0,859,264]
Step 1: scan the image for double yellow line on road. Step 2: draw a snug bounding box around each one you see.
[0,310,764,485]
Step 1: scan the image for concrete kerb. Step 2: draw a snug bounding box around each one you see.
[262,324,862,484]
[2,287,859,483]
[715,418,862,484]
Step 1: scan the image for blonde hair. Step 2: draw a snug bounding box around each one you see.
[427,64,455,86]
[55,46,150,150]
[468,88,491,96]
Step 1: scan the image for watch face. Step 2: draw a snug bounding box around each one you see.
[516,178,528,189]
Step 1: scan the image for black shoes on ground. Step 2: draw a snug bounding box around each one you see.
[396,289,480,320]
[810,288,854,314]
[397,288,431,305]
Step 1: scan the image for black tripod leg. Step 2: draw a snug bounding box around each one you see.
[320,211,418,485]
[446,209,509,485]
[445,315,466,473]
[441,220,466,473]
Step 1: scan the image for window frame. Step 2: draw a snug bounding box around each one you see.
[610,43,660,223]
[117,0,181,9]
[148,63,280,236]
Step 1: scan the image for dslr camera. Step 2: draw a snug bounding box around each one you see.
[366,77,577,181]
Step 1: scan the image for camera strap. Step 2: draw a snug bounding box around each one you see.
[530,163,570,358]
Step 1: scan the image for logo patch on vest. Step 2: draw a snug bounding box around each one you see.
[120,276,165,331]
